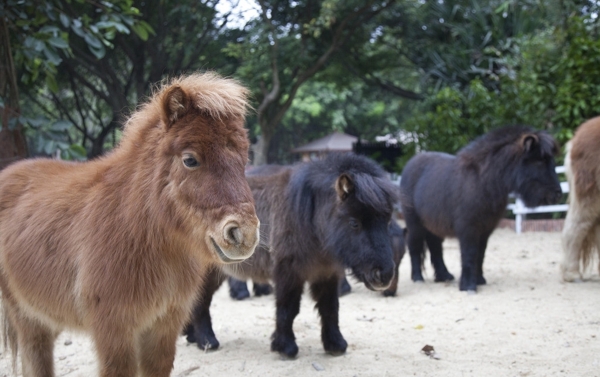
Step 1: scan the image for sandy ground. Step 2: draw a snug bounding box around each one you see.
[1,228,600,377]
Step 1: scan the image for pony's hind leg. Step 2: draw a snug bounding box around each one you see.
[310,274,347,356]
[425,231,454,282]
[11,312,58,377]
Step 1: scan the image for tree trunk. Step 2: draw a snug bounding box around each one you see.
[251,131,272,166]
[0,17,28,170]
[88,115,122,159]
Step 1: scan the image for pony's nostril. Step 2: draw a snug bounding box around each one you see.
[372,269,382,284]
[224,224,243,245]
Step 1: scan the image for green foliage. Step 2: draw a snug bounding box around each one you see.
[3,0,147,89]
[549,16,600,143]
[398,12,600,170]
[268,78,404,163]
[7,0,237,159]
[402,81,494,154]
[19,116,86,160]
[2,0,148,159]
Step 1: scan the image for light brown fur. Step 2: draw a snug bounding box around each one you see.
[0,72,259,376]
[561,116,600,282]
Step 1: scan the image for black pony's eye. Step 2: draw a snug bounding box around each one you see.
[183,156,199,168]
[349,218,360,229]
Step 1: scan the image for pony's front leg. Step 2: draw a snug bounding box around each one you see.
[138,306,190,377]
[406,225,426,282]
[310,275,347,356]
[271,261,304,358]
[10,310,58,377]
[458,236,479,292]
[93,325,137,377]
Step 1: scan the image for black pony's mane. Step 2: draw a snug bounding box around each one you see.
[287,153,397,226]
[457,125,558,168]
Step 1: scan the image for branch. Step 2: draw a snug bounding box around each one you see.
[342,60,423,100]
[270,1,396,129]
[62,63,111,104]
[255,0,281,125]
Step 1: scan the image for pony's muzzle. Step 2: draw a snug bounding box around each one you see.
[366,266,394,291]
[212,216,260,263]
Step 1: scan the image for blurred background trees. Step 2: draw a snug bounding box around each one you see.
[2,0,600,168]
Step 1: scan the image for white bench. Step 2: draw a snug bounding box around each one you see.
[507,166,569,234]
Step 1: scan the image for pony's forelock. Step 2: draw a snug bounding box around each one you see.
[162,72,251,120]
[352,173,398,214]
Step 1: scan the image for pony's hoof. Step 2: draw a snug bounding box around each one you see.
[434,272,455,282]
[561,269,583,283]
[185,333,197,344]
[382,289,396,297]
[565,277,584,283]
[323,335,347,356]
[229,287,250,300]
[476,276,487,285]
[271,336,299,358]
[197,336,220,351]
[326,348,347,356]
[459,282,477,292]
[253,283,273,297]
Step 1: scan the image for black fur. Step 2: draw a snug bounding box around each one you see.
[400,126,561,292]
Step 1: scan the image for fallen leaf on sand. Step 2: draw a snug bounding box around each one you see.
[421,344,441,360]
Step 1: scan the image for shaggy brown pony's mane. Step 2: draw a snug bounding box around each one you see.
[119,73,251,152]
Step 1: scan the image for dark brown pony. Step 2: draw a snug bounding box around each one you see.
[401,126,561,292]
[0,73,260,376]
[225,219,406,300]
[562,116,600,281]
[185,153,398,357]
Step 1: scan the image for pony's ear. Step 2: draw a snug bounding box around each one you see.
[162,85,189,127]
[523,134,539,153]
[335,173,354,200]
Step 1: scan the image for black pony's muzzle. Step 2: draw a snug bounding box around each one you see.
[363,265,395,291]
[542,186,563,205]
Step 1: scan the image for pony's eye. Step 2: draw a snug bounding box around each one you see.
[349,218,360,229]
[183,156,199,168]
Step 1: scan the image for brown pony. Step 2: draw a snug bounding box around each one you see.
[562,116,600,282]
[0,73,260,376]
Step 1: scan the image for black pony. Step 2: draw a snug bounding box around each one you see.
[185,153,398,357]
[400,126,562,292]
